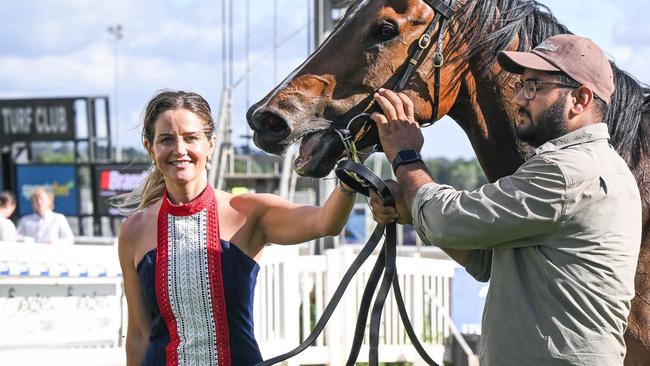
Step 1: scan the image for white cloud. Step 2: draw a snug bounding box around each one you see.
[609,46,650,84]
[0,46,114,97]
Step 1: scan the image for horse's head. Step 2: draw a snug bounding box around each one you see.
[247,0,462,177]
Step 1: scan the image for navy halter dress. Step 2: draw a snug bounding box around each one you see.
[136,186,262,365]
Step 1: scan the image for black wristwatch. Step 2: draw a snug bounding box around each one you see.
[391,150,423,174]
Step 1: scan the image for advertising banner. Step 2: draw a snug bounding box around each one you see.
[15,164,78,216]
[0,98,75,143]
[94,164,150,216]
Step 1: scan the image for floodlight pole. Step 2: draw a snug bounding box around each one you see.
[107,24,123,162]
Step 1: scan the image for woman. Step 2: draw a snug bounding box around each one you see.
[0,191,17,242]
[116,90,358,365]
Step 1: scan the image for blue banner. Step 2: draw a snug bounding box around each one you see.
[15,165,78,216]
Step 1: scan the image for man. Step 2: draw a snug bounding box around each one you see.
[369,34,641,365]
[18,187,74,245]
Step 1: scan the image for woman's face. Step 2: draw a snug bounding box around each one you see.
[145,108,215,187]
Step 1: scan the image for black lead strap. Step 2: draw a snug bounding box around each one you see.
[255,160,440,366]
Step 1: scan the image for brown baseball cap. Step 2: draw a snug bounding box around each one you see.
[497,34,615,104]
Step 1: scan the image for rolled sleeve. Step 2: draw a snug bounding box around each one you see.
[411,157,566,250]
[411,182,449,246]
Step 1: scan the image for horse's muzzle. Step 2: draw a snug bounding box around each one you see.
[247,107,291,154]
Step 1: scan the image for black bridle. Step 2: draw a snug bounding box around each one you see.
[396,0,455,126]
[256,1,456,365]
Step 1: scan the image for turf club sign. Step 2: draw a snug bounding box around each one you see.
[0,98,75,143]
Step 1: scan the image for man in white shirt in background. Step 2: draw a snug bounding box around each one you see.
[18,187,74,245]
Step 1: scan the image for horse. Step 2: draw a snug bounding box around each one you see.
[246,0,650,364]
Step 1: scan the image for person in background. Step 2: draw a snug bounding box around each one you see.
[116,90,357,365]
[17,187,74,244]
[0,191,17,242]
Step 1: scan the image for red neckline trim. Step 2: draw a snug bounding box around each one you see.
[162,185,213,216]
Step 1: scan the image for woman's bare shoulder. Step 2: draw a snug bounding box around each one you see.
[119,201,160,244]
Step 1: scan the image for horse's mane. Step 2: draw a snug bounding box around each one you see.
[447,0,568,74]
[608,65,650,172]
[446,0,650,174]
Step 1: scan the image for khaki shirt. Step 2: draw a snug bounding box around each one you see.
[412,123,641,365]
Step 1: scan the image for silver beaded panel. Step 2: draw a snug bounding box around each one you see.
[167,209,219,365]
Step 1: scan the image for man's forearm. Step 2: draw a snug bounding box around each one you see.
[394,161,435,207]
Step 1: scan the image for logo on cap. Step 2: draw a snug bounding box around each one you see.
[535,40,559,52]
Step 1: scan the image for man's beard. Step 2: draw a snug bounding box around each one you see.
[517,97,569,147]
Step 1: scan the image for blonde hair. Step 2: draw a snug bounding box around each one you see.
[111,90,215,215]
[32,187,54,209]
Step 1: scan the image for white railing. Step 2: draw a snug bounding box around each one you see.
[0,241,125,366]
[255,245,457,366]
[0,240,458,366]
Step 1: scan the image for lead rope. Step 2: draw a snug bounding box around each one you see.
[255,130,440,366]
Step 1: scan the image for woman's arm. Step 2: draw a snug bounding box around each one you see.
[118,215,151,365]
[249,182,357,251]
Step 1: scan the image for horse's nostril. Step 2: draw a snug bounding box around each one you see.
[251,111,290,140]
[261,113,284,133]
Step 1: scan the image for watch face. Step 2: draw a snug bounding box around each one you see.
[392,150,422,173]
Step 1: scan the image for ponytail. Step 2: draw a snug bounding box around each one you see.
[110,165,165,215]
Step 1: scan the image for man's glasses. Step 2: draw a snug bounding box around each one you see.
[513,79,581,100]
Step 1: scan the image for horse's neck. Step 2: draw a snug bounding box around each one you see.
[447,71,532,182]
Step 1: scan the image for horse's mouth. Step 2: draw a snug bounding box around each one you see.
[289,113,379,177]
[293,130,346,178]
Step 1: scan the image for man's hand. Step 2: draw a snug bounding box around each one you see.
[370,89,424,163]
[369,179,413,225]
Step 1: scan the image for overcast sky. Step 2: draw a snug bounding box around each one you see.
[0,0,648,159]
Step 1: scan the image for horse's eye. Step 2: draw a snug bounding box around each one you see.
[376,23,398,41]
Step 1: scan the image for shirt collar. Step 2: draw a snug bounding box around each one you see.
[534,123,610,155]
[36,210,54,219]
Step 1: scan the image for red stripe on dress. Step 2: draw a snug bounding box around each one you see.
[206,192,231,365]
[156,193,180,366]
